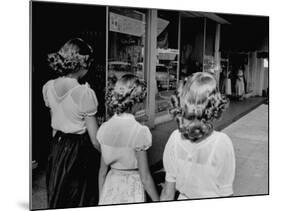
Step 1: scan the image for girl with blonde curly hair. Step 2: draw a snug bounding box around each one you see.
[161,72,236,200]
[43,38,100,208]
[97,74,159,204]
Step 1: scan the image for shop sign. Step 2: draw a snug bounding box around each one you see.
[110,12,145,37]
[120,38,137,45]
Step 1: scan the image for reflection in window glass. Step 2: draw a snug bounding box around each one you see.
[180,17,204,79]
[155,11,179,113]
[108,8,147,117]
[203,19,217,72]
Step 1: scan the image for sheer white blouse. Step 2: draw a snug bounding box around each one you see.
[163,130,235,199]
[97,113,152,170]
[42,78,98,134]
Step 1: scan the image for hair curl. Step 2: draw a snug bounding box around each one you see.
[106,74,147,115]
[169,72,228,142]
[47,38,93,75]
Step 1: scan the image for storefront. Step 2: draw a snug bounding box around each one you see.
[105,7,229,127]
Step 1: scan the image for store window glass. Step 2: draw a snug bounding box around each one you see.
[180,17,204,79]
[108,7,147,118]
[203,19,217,72]
[155,11,179,113]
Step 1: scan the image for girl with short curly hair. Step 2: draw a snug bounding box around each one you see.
[161,72,236,200]
[97,74,159,204]
[43,38,100,208]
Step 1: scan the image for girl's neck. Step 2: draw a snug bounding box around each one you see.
[64,74,79,80]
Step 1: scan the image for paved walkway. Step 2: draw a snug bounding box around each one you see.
[223,104,268,196]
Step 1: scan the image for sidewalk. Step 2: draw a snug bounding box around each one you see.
[32,96,267,209]
[223,104,268,196]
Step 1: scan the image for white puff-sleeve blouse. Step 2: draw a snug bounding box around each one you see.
[163,130,236,199]
[97,113,152,170]
[42,79,98,134]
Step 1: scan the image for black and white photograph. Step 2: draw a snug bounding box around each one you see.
[30,1,269,210]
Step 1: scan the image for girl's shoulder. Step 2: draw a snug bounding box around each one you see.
[167,129,182,145]
[42,80,55,107]
[137,123,151,137]
[213,131,232,142]
[42,79,54,90]
[72,82,94,94]
[71,82,97,105]
[98,118,110,131]
[212,131,234,150]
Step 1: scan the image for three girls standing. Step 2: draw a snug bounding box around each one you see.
[43,38,235,209]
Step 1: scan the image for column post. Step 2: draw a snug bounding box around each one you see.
[214,23,221,85]
[145,9,157,128]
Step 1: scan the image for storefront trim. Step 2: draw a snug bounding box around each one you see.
[176,12,181,82]
[145,9,157,128]
[105,6,109,119]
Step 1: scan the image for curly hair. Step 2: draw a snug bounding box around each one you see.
[169,72,228,142]
[106,74,147,115]
[47,38,93,75]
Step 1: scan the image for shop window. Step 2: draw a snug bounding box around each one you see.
[155,11,179,114]
[108,7,147,118]
[203,19,217,72]
[180,17,204,79]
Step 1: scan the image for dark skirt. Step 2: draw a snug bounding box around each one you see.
[46,131,100,209]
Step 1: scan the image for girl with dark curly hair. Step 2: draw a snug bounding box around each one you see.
[160,72,235,200]
[97,74,159,204]
[42,38,100,208]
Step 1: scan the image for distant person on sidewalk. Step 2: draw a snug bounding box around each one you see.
[97,74,159,205]
[235,69,245,100]
[161,72,236,200]
[43,38,100,208]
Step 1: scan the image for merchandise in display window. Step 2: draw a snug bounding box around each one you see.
[108,7,147,118]
[155,11,179,113]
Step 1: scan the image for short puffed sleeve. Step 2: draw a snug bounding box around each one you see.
[80,85,99,117]
[134,126,152,151]
[163,131,177,183]
[211,133,236,196]
[42,80,51,107]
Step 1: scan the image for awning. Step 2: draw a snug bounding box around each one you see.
[181,11,230,24]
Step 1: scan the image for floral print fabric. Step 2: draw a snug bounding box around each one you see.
[99,169,145,205]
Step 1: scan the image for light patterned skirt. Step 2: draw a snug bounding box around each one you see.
[99,169,145,205]
[235,79,245,96]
